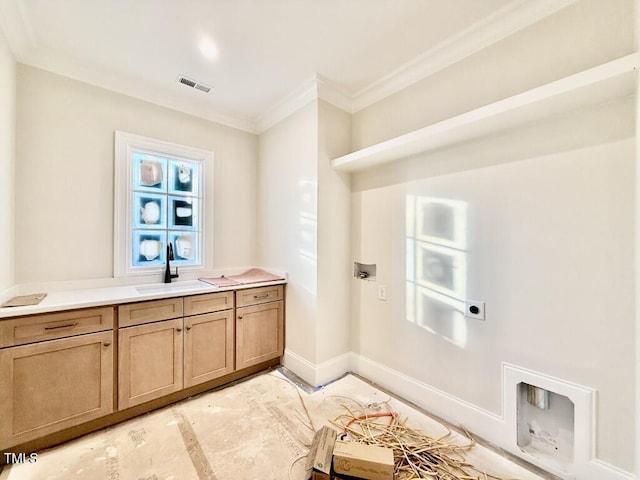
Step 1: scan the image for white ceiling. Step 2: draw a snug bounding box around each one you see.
[0,0,574,133]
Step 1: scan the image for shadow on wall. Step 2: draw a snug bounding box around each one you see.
[405,195,468,348]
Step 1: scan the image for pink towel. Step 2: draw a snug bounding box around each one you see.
[200,268,285,287]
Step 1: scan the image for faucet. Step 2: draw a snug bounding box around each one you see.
[164,243,179,283]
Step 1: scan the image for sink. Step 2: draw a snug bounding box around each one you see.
[135,280,211,294]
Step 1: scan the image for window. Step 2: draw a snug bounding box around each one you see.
[114,131,212,277]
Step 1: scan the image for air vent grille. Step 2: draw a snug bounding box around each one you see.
[177,76,212,93]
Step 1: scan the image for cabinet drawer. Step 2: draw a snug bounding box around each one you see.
[184,291,234,316]
[0,307,114,348]
[118,298,183,328]
[236,285,283,308]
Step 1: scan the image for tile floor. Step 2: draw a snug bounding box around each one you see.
[0,369,551,480]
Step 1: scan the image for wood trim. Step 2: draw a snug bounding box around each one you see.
[118,298,183,327]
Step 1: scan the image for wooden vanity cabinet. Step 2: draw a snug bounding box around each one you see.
[117,317,183,409]
[0,309,115,450]
[183,291,235,388]
[0,283,283,452]
[184,310,234,387]
[118,291,235,408]
[235,285,284,370]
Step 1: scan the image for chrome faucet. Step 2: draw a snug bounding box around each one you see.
[164,243,179,283]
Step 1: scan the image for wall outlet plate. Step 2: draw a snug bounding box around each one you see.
[464,300,485,320]
[377,284,387,301]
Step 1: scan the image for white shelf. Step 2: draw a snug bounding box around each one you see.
[332,53,638,172]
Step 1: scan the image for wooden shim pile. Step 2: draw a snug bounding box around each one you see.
[330,403,517,480]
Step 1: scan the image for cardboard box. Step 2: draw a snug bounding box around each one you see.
[305,426,337,480]
[332,441,394,480]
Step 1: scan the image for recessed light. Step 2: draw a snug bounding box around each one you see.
[199,39,218,60]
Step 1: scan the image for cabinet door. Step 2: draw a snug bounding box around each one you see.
[236,301,283,370]
[184,311,234,388]
[118,318,183,409]
[0,331,114,450]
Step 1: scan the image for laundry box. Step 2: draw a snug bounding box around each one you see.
[332,441,394,480]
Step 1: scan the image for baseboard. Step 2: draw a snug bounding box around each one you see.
[350,353,506,443]
[282,349,352,387]
[282,348,635,480]
[282,349,317,386]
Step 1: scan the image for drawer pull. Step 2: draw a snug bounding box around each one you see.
[253,293,270,299]
[44,322,78,330]
[238,315,243,320]
[103,341,111,347]
[176,327,183,332]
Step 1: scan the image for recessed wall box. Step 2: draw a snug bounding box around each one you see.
[354,262,376,281]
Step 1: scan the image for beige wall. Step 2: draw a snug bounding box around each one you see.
[0,29,15,292]
[348,0,637,471]
[316,101,351,364]
[257,100,352,376]
[15,65,258,283]
[351,137,635,470]
[258,101,319,368]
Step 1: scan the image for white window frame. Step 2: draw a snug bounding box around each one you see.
[114,131,213,278]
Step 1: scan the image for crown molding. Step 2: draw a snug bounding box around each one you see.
[23,51,257,134]
[255,0,578,132]
[351,0,578,112]
[254,74,354,134]
[254,75,319,134]
[316,75,354,114]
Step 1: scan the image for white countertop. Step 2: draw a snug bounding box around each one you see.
[0,278,287,319]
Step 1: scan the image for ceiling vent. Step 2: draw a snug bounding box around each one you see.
[177,75,212,93]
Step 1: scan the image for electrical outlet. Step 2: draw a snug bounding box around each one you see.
[464,300,485,320]
[377,284,387,301]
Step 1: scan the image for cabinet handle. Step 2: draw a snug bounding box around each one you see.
[253,293,269,299]
[176,327,182,332]
[238,315,243,320]
[44,322,78,330]
[186,325,192,331]
[103,341,111,347]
